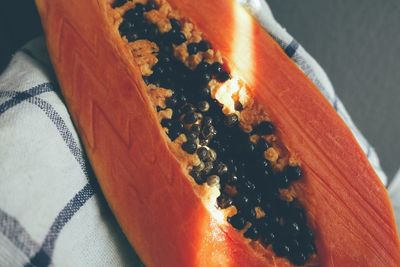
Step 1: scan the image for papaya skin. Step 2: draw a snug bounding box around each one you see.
[35,0,400,266]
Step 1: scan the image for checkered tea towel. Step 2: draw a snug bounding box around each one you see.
[0,1,396,266]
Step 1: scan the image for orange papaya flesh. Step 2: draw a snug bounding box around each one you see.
[167,0,400,265]
[35,0,400,266]
[109,2,319,266]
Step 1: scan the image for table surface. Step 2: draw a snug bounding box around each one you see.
[1,1,399,183]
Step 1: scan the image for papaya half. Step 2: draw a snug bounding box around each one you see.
[35,0,400,266]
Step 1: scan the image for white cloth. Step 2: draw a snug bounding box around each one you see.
[0,40,142,267]
[0,1,396,266]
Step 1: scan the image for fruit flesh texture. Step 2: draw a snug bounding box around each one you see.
[35,0,400,266]
[116,2,317,265]
[166,0,400,266]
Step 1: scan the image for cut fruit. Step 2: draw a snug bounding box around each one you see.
[35,0,400,266]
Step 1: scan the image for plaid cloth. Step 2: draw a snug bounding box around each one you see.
[0,1,396,266]
[0,40,141,267]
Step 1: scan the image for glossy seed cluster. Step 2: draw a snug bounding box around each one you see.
[113,1,316,265]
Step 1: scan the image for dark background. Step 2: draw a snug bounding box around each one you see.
[1,1,399,183]
[267,1,400,183]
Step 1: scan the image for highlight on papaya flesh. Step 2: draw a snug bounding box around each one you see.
[35,0,400,265]
[113,0,316,265]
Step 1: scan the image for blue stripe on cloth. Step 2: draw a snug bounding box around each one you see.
[0,209,40,258]
[0,91,17,98]
[27,183,96,267]
[42,182,95,254]
[284,39,299,58]
[28,96,91,177]
[0,83,53,114]
[0,84,90,178]
[1,83,97,266]
[24,96,96,266]
[21,95,97,266]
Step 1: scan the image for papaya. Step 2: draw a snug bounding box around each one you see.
[35,0,400,266]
